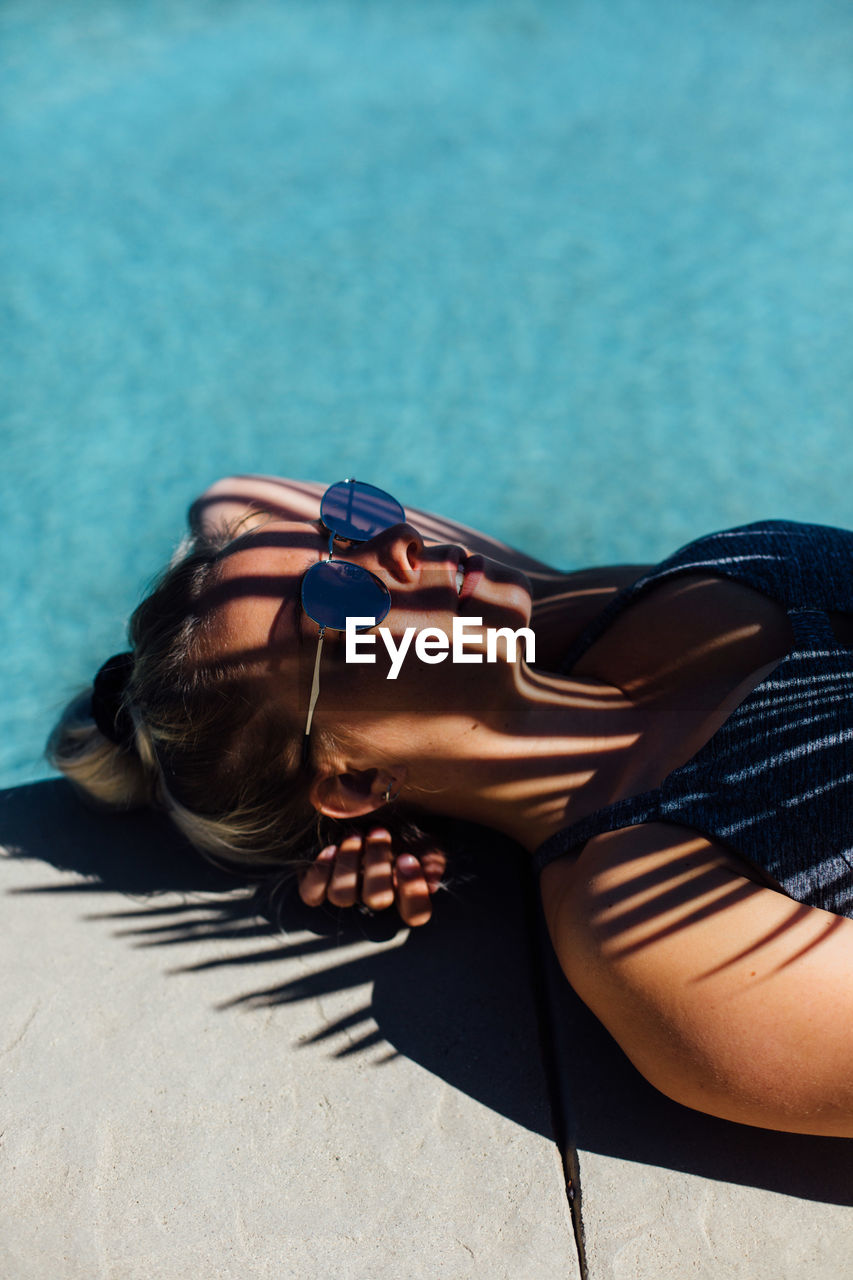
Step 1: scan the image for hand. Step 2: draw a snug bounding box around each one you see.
[297,828,447,927]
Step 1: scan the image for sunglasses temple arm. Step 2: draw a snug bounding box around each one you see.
[303,628,326,742]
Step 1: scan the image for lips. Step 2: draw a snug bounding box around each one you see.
[458,554,484,602]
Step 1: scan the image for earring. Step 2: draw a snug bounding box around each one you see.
[383,783,396,804]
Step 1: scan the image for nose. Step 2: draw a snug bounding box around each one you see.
[351,522,424,583]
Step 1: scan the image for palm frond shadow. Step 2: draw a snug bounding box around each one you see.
[0,779,554,1142]
[2,779,851,1204]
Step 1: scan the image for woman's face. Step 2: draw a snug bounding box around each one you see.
[205,514,533,755]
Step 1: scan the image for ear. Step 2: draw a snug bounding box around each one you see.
[309,766,406,820]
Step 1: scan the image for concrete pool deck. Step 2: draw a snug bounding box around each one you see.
[1,780,851,1278]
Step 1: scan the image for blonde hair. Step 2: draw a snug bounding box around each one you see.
[47,526,332,877]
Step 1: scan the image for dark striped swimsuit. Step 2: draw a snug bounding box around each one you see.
[532,521,853,920]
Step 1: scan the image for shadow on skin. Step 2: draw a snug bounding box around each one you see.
[2,778,852,1205]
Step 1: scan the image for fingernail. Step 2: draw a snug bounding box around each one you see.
[317,845,336,861]
[397,854,419,875]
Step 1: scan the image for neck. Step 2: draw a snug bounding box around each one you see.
[401,665,642,853]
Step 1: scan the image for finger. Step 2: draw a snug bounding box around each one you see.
[419,849,447,895]
[395,853,433,927]
[326,835,363,908]
[361,829,396,911]
[298,845,336,907]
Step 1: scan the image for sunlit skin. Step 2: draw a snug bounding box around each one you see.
[206,516,646,869]
[189,476,853,1137]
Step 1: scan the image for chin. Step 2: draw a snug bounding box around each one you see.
[485,580,534,629]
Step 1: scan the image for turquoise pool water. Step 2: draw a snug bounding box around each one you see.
[3,0,853,787]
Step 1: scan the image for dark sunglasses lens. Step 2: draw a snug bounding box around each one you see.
[320,481,405,542]
[302,560,391,631]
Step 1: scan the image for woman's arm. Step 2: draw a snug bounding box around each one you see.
[189,474,649,665]
[190,473,563,577]
[543,822,853,1137]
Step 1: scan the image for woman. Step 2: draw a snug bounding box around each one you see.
[49,475,853,1138]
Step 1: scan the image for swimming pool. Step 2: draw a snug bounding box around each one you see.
[3,0,853,787]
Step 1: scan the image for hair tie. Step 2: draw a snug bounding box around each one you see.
[91,652,136,750]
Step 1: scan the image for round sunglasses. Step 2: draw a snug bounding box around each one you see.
[301,479,406,761]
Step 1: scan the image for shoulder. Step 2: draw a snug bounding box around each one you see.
[541,822,853,1134]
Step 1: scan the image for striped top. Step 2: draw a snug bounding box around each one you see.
[533,521,853,919]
